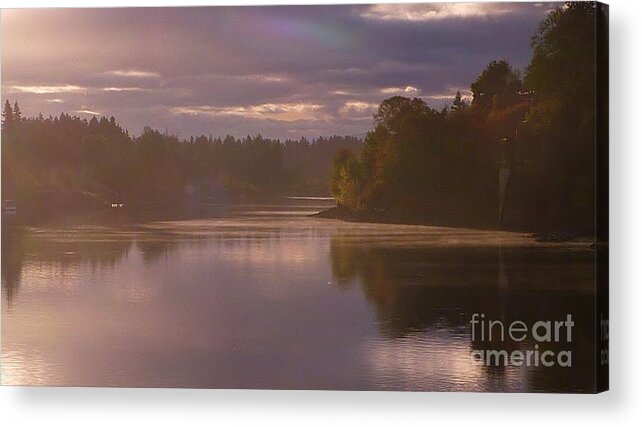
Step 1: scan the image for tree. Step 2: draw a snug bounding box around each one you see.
[470,60,520,109]
[12,101,22,124]
[523,1,598,228]
[374,96,430,134]
[2,100,14,131]
[526,2,596,102]
[330,150,364,209]
[451,91,468,112]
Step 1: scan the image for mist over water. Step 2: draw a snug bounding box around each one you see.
[1,199,595,391]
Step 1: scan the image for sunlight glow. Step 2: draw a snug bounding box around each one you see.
[361,3,517,21]
[173,103,328,122]
[106,70,161,79]
[75,109,101,116]
[102,87,145,92]
[422,89,473,102]
[9,85,85,94]
[381,86,420,95]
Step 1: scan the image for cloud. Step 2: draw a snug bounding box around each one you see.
[380,86,420,95]
[360,3,520,22]
[252,74,289,83]
[1,4,557,138]
[173,102,328,122]
[339,101,379,118]
[105,70,161,79]
[102,87,145,92]
[422,88,473,102]
[330,90,356,96]
[9,84,85,94]
[75,109,100,116]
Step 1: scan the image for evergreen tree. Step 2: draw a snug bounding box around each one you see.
[451,91,468,112]
[2,100,14,131]
[12,101,22,124]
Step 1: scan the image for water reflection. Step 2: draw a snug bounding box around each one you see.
[1,227,24,304]
[2,226,135,305]
[2,202,596,391]
[330,238,596,392]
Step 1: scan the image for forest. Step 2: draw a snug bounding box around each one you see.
[1,105,360,223]
[328,2,606,233]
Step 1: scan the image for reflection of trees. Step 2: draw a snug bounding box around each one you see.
[331,239,502,337]
[136,239,177,265]
[1,225,217,303]
[329,236,597,392]
[2,227,135,304]
[2,227,25,304]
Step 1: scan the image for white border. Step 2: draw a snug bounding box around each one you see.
[2,1,641,426]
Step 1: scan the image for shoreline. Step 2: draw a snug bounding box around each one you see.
[311,206,597,244]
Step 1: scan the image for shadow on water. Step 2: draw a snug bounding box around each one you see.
[329,238,596,392]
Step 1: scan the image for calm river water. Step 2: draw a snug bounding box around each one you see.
[1,198,596,391]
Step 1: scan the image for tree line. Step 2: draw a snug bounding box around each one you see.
[329,2,603,232]
[1,103,360,223]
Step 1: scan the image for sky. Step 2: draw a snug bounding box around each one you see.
[1,3,559,140]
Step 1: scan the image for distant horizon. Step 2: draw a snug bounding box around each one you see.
[1,3,555,139]
[1,99,371,140]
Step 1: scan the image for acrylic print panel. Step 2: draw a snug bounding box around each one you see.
[0,2,608,392]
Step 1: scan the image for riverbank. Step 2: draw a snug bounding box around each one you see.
[312,206,597,243]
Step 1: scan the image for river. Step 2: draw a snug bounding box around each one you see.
[1,198,596,391]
